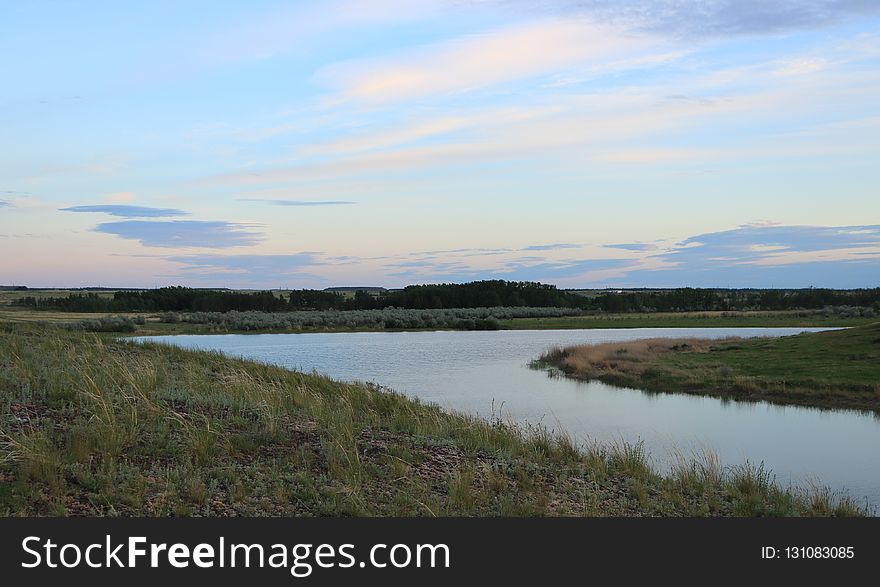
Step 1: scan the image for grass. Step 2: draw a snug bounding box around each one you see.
[500,310,878,330]
[533,323,880,412]
[2,307,875,336]
[0,290,119,306]
[0,323,865,517]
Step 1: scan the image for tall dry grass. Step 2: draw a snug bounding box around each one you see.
[541,338,733,378]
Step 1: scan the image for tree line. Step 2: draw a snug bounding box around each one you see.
[14,282,880,314]
[15,281,577,312]
[591,288,880,313]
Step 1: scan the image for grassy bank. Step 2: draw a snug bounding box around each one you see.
[533,323,880,413]
[0,324,864,516]
[499,311,878,330]
[2,307,875,336]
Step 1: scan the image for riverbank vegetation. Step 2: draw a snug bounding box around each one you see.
[498,308,879,330]
[0,324,864,516]
[1,306,875,335]
[6,281,878,335]
[533,323,880,412]
[11,282,880,315]
[152,307,581,332]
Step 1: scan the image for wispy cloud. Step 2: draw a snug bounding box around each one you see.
[387,255,636,283]
[521,243,582,251]
[671,225,880,258]
[167,253,317,278]
[94,220,263,248]
[494,0,880,38]
[316,18,658,104]
[61,205,189,218]
[111,0,447,91]
[210,71,828,185]
[303,108,557,155]
[603,224,880,288]
[241,198,356,207]
[354,224,880,288]
[5,4,879,290]
[606,243,659,252]
[412,247,514,256]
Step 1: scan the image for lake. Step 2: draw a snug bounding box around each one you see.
[136,327,880,509]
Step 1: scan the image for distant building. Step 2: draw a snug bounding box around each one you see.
[324,286,387,294]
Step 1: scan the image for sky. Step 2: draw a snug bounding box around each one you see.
[1,0,879,289]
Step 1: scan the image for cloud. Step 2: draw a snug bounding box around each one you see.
[380,225,880,288]
[316,18,656,104]
[671,225,880,258]
[167,253,318,279]
[0,200,10,208]
[497,258,637,280]
[521,243,582,251]
[120,0,447,90]
[412,247,514,256]
[304,106,562,155]
[387,254,635,283]
[94,220,263,248]
[61,205,189,218]
[605,243,659,252]
[405,264,606,283]
[78,223,880,288]
[740,220,782,228]
[494,1,880,38]
[605,224,880,288]
[241,199,356,207]
[207,83,777,185]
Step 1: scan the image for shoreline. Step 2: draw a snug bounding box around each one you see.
[531,325,880,413]
[0,323,867,517]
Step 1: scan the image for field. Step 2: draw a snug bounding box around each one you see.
[498,311,878,330]
[534,323,880,412]
[0,289,118,305]
[1,305,874,335]
[0,323,863,517]
[0,289,290,307]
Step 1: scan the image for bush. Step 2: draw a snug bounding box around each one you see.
[158,307,578,332]
[69,316,136,333]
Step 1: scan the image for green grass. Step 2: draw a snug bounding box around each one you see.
[0,323,865,517]
[535,323,880,412]
[4,307,876,336]
[500,311,877,330]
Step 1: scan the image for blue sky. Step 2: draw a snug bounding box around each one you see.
[1,1,879,288]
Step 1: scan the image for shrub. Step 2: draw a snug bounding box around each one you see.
[158,307,579,332]
[69,316,136,333]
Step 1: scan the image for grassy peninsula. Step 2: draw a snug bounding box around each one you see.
[533,323,880,412]
[0,324,863,517]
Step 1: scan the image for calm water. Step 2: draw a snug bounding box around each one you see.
[136,328,880,509]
